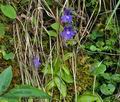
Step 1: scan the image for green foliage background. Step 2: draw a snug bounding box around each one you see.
[0,0,120,102]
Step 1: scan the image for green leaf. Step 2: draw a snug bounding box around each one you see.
[61,70,73,83]
[63,52,73,61]
[111,74,120,82]
[0,66,13,95]
[78,95,102,102]
[3,52,14,60]
[103,97,112,102]
[101,73,111,80]
[90,31,103,40]
[42,57,61,75]
[0,99,8,102]
[96,41,104,47]
[90,45,97,51]
[47,30,58,37]
[77,92,103,102]
[3,85,51,99]
[62,65,70,75]
[50,22,63,31]
[42,64,52,75]
[45,80,55,91]
[0,5,16,19]
[100,84,115,95]
[0,23,5,37]
[92,63,106,76]
[0,97,19,102]
[53,57,61,73]
[54,77,67,97]
[67,39,77,46]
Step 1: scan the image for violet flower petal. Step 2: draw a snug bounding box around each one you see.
[61,15,72,23]
[33,56,41,68]
[61,25,76,40]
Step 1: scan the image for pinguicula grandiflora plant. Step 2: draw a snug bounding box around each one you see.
[61,8,77,41]
[1,0,120,102]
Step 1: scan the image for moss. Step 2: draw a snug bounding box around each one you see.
[65,55,93,101]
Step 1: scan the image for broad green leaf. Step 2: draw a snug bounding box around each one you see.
[0,23,5,36]
[90,31,103,40]
[45,80,55,91]
[47,30,58,37]
[101,73,111,80]
[63,52,73,61]
[45,80,56,96]
[60,70,73,83]
[103,97,112,102]
[47,30,57,37]
[77,92,103,102]
[50,22,63,31]
[0,97,19,102]
[92,64,106,76]
[100,84,115,95]
[54,77,67,97]
[3,52,14,60]
[111,74,120,82]
[96,41,104,47]
[0,5,16,19]
[67,39,77,46]
[53,57,61,73]
[0,99,8,102]
[0,66,12,95]
[104,60,113,66]
[78,95,100,102]
[90,31,97,40]
[42,58,60,75]
[42,64,52,75]
[90,45,97,51]
[3,85,51,99]
[62,65,70,75]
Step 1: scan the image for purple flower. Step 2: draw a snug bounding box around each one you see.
[61,8,72,23]
[61,15,72,23]
[33,56,41,69]
[61,26,76,40]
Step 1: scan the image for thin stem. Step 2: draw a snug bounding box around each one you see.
[72,49,77,102]
[93,75,96,95]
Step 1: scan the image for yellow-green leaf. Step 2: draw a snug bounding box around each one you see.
[0,66,13,95]
[54,77,67,97]
[47,30,58,37]
[0,5,16,19]
[51,22,63,31]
